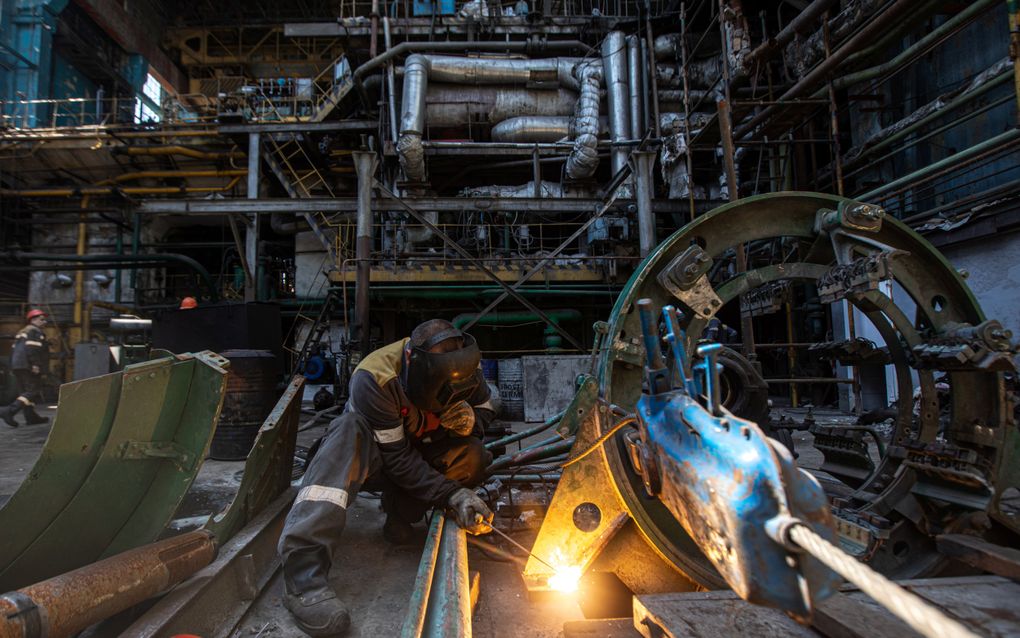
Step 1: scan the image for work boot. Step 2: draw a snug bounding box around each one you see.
[0,402,21,428]
[283,587,351,637]
[382,514,416,545]
[22,405,48,426]
[282,551,350,637]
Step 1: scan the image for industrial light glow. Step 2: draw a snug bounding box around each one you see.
[547,565,582,593]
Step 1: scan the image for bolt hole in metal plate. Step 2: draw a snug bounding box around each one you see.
[573,502,602,533]
[597,193,1012,585]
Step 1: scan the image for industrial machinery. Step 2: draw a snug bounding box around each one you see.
[524,192,1019,600]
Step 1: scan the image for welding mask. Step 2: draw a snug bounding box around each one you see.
[403,330,481,412]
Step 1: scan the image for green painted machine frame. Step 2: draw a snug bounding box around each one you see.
[525,192,1018,594]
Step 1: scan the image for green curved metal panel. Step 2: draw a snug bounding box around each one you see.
[0,352,228,591]
[0,371,122,573]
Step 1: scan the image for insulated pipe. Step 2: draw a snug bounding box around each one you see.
[601,32,631,175]
[383,17,399,142]
[118,146,244,160]
[739,0,839,73]
[424,86,578,127]
[353,151,379,358]
[0,530,216,638]
[398,54,588,182]
[627,35,644,138]
[491,116,571,142]
[1,252,221,301]
[631,151,657,257]
[653,34,679,61]
[565,62,603,180]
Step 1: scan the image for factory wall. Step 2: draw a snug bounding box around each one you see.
[941,230,1020,344]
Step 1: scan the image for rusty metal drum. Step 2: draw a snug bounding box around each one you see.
[209,349,279,460]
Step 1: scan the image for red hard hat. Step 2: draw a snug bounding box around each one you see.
[26,309,47,320]
[179,297,198,310]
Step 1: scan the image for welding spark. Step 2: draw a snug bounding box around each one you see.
[547,565,582,593]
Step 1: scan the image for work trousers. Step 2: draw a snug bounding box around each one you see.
[277,412,490,594]
[12,370,42,404]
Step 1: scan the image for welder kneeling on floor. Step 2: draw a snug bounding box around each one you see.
[278,319,496,636]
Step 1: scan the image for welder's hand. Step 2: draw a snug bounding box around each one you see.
[30,365,40,375]
[439,401,475,437]
[448,487,493,535]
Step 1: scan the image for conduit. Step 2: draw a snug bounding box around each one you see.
[117,146,244,161]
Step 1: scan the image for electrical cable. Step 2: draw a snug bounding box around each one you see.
[561,416,637,467]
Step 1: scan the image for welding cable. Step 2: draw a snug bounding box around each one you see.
[778,522,978,638]
[484,409,566,450]
[560,416,637,468]
[486,437,576,474]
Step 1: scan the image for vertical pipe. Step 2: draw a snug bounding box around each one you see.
[532,146,541,197]
[644,21,662,139]
[785,301,798,408]
[353,151,380,359]
[246,133,261,302]
[130,212,140,305]
[639,37,651,136]
[716,0,755,359]
[71,196,89,377]
[602,32,631,175]
[627,35,643,138]
[370,0,380,57]
[114,224,123,304]
[679,2,696,221]
[1007,0,1020,124]
[383,17,399,142]
[632,151,656,257]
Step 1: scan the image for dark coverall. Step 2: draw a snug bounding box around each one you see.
[277,338,494,594]
[10,324,47,406]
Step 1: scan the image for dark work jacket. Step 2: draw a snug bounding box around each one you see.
[344,338,494,505]
[11,325,47,371]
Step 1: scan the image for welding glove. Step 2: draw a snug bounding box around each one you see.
[448,487,493,535]
[439,400,476,437]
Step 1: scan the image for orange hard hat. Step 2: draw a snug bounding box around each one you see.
[179,297,198,310]
[26,309,47,320]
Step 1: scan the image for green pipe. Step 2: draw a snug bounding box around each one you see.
[5,251,220,302]
[857,128,1020,201]
[815,0,999,97]
[845,76,1012,172]
[451,309,582,330]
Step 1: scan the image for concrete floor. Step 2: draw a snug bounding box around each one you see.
[0,407,585,637]
[0,403,864,637]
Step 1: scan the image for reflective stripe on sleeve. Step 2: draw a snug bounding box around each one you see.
[296,485,349,509]
[373,425,405,444]
[24,340,43,347]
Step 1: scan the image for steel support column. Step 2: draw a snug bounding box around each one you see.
[353,151,380,358]
[246,133,261,302]
[632,151,657,257]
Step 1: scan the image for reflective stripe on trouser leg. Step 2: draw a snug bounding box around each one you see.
[278,412,382,593]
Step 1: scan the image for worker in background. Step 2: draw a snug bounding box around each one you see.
[1,309,50,428]
[179,296,198,310]
[278,319,495,636]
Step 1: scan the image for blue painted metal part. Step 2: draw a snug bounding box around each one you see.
[633,299,841,620]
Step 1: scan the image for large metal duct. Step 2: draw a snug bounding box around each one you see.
[601,32,630,175]
[424,86,577,128]
[565,61,602,180]
[398,54,586,182]
[491,114,609,143]
[492,116,571,143]
[627,35,644,138]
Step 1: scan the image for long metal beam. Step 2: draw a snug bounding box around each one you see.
[137,197,681,215]
[373,179,587,352]
[218,121,377,134]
